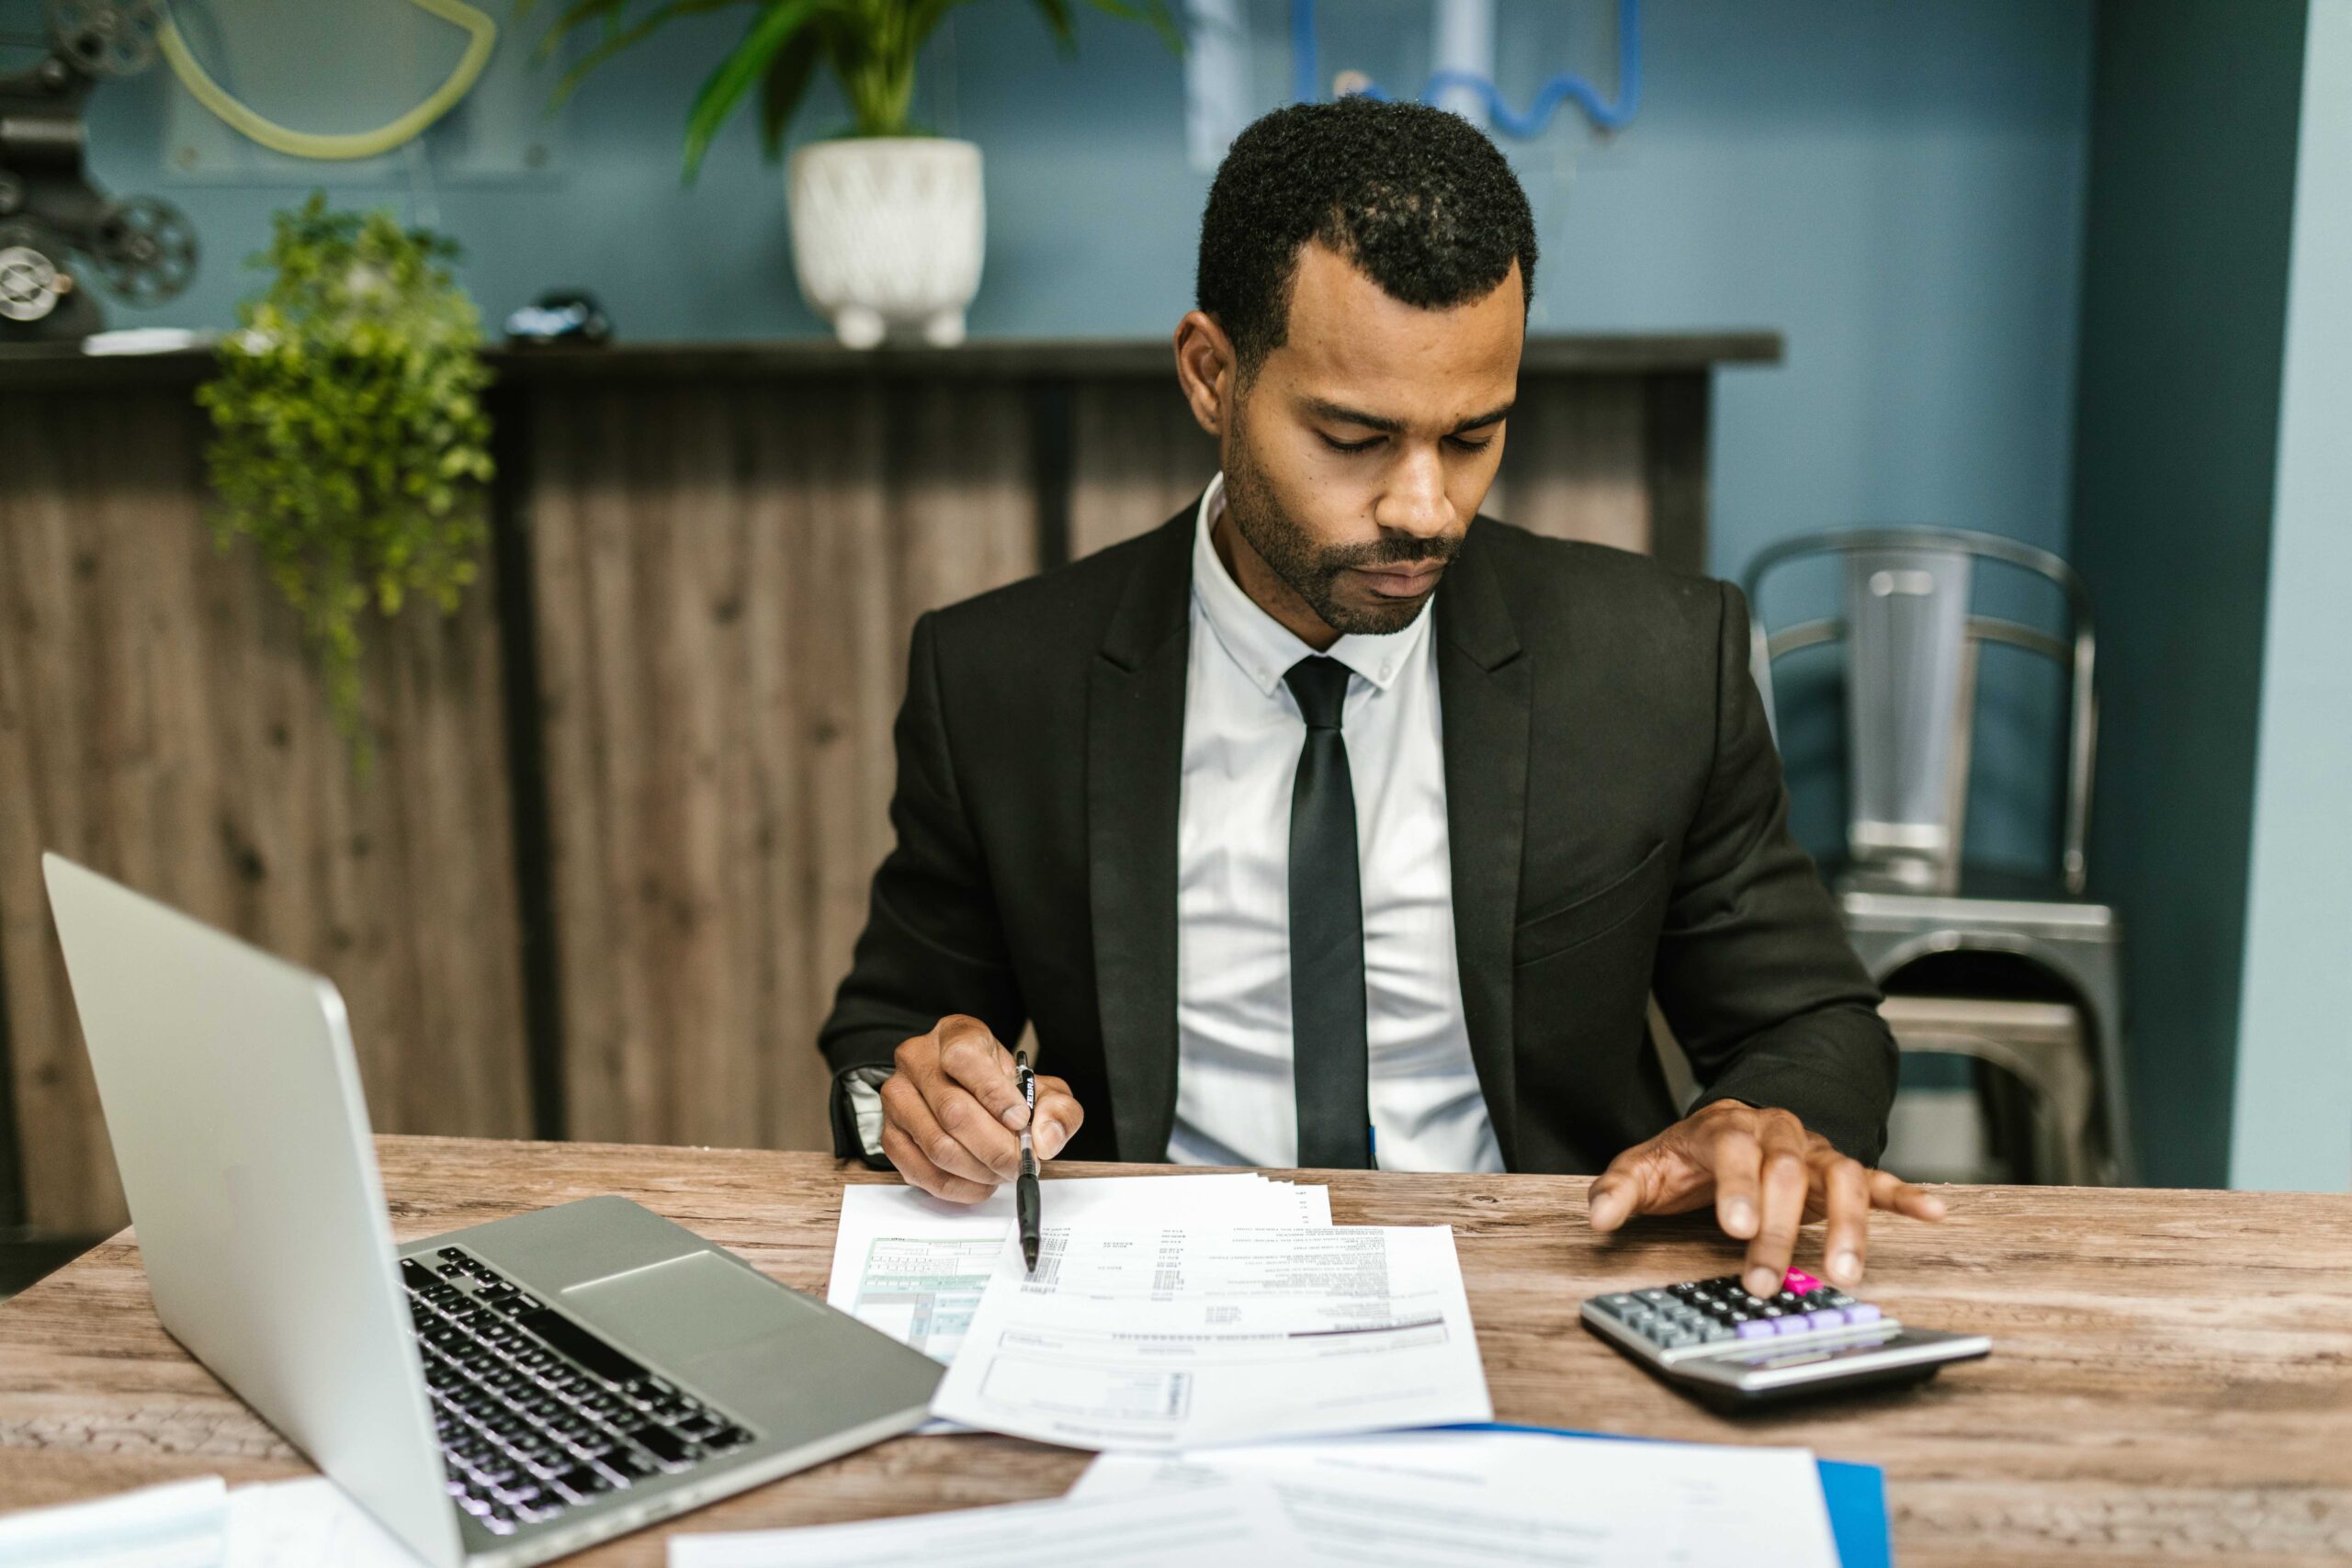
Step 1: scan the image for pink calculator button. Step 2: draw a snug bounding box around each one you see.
[1783,1269,1822,1294]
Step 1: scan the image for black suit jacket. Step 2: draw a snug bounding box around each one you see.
[819,504,1896,1172]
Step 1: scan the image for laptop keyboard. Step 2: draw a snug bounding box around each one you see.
[401,1246,756,1537]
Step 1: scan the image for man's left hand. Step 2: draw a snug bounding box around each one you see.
[1585,1100,1945,1298]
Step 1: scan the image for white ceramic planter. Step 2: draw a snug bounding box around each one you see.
[786,137,984,349]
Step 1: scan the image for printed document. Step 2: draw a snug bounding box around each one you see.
[0,1474,428,1568]
[1075,1429,1842,1568]
[668,1473,1305,1567]
[928,1224,1492,1450]
[828,1174,1328,1364]
[0,1476,227,1568]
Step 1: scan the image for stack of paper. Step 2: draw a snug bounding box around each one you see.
[831,1175,1495,1451]
[223,1477,426,1565]
[671,1474,1304,1567]
[661,1429,1851,1568]
[0,1476,228,1568]
[0,1475,426,1568]
[1075,1430,1846,1567]
[929,1223,1493,1450]
[827,1174,1329,1366]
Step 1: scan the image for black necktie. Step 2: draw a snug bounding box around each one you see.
[1283,655,1372,1169]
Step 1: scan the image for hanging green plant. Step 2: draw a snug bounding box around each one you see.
[196,192,495,768]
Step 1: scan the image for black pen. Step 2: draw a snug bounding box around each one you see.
[1014,1049,1041,1273]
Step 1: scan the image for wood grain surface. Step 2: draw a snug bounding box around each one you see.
[0,392,532,1233]
[0,1135,2345,1565]
[1069,379,1216,559]
[525,383,1035,1156]
[0,333,1786,395]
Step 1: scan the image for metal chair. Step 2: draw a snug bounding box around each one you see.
[1744,528,2132,1184]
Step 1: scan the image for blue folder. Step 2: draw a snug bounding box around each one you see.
[1446,1423,1891,1568]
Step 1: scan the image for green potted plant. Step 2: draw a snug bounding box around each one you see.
[533,0,1180,346]
[197,192,494,764]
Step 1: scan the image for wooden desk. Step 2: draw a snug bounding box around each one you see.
[1,1137,2346,1566]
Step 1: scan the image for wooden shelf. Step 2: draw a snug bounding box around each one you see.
[0,332,1782,392]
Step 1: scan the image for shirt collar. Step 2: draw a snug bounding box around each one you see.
[1190,472,1433,700]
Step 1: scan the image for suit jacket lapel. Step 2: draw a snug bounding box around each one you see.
[1436,523,1529,1168]
[1088,508,1197,1162]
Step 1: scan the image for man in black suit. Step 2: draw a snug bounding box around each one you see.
[821,98,1940,1299]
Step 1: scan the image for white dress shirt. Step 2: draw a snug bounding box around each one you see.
[1167,474,1503,1173]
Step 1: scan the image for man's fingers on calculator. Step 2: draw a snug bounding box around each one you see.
[1815,1153,1872,1287]
[1706,1125,1763,1239]
[1869,1169,1948,1221]
[1588,1142,1685,1232]
[1743,1115,1812,1297]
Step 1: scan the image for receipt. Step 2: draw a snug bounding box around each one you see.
[828,1175,1328,1364]
[669,1472,1305,1566]
[928,1224,1492,1450]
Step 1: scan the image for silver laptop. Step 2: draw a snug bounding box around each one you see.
[42,853,942,1566]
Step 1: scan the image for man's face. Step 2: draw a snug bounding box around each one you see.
[1220,243,1524,637]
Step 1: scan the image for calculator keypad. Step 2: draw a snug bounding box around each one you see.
[1586,1269,1892,1357]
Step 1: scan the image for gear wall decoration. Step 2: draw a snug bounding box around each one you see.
[0,243,65,321]
[42,0,164,78]
[93,195,197,304]
[2,0,196,339]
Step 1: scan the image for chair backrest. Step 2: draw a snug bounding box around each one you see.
[1743,527,2098,896]
[1843,545,1978,882]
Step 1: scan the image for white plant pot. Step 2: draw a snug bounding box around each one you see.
[787,137,984,349]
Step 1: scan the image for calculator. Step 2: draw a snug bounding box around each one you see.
[1580,1269,1990,1409]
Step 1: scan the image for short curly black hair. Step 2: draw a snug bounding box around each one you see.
[1197,97,1537,371]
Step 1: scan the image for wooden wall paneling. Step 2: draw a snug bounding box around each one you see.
[526,384,628,1148]
[1488,373,1652,555]
[534,380,1036,1156]
[0,389,530,1232]
[0,883,17,1225]
[786,384,899,1154]
[533,383,781,1152]
[309,491,531,1149]
[0,389,147,1231]
[485,390,567,1141]
[744,385,863,1154]
[884,382,1039,633]
[1069,380,1214,560]
[1643,372,1713,575]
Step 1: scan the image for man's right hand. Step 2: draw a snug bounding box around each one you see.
[878,1015,1084,1202]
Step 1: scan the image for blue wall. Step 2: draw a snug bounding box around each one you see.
[2231,0,2351,1194]
[72,0,2098,874]
[2066,0,2309,1189]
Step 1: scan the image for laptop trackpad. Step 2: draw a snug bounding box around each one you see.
[562,1250,820,1362]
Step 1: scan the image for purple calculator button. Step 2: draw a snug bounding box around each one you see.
[1843,1303,1883,1326]
[1805,1309,1846,1332]
[1773,1315,1812,1336]
[1736,1320,1776,1340]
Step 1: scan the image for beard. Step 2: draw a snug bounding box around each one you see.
[1222,413,1461,639]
